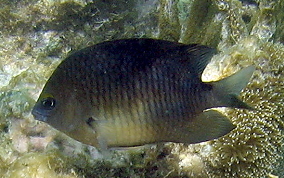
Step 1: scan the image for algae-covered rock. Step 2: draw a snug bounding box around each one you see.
[0,0,283,177]
[4,151,77,178]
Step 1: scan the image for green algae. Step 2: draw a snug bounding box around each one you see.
[0,0,283,177]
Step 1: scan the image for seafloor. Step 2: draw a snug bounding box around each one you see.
[0,0,283,177]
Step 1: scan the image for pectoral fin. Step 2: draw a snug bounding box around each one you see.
[182,110,235,144]
[85,117,110,151]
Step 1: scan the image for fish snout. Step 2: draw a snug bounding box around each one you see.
[31,107,48,122]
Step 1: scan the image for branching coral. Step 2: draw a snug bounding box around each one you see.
[179,0,222,47]
[158,0,181,41]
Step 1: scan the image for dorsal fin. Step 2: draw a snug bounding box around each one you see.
[183,44,217,79]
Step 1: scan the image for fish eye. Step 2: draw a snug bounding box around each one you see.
[41,97,56,110]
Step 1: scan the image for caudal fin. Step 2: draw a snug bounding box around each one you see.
[212,66,255,109]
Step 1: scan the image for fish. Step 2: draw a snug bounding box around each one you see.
[32,38,255,150]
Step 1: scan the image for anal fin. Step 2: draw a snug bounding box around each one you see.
[183,110,235,144]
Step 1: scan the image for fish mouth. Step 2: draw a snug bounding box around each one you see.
[31,108,48,122]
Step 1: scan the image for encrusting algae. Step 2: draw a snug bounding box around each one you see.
[0,0,283,177]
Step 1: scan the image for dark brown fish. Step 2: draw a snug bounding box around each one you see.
[32,38,254,149]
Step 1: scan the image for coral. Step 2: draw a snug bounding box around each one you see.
[158,0,181,41]
[178,0,222,47]
[273,0,284,43]
[4,151,77,178]
[207,54,284,176]
[0,0,283,177]
[164,0,284,177]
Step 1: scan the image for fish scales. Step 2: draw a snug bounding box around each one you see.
[32,38,255,149]
[96,73,153,146]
